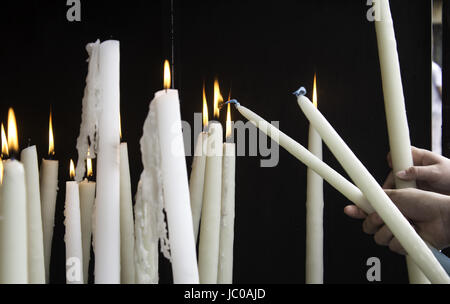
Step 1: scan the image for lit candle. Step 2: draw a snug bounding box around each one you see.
[228,99,373,214]
[305,75,324,284]
[40,111,59,283]
[0,108,28,283]
[198,78,224,284]
[64,159,83,284]
[94,40,121,283]
[21,143,46,283]
[218,102,236,284]
[296,91,450,284]
[78,150,95,283]
[189,84,208,243]
[135,60,199,284]
[374,0,428,284]
[119,120,136,284]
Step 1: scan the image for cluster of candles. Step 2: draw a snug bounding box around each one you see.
[0,0,449,285]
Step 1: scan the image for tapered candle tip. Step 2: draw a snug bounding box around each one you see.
[293,87,307,97]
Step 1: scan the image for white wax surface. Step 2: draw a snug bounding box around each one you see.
[218,143,236,284]
[120,143,136,284]
[21,146,45,283]
[39,158,59,283]
[375,0,428,284]
[235,104,374,214]
[305,127,324,284]
[93,40,121,284]
[0,159,28,283]
[79,179,95,283]
[189,132,208,243]
[64,181,84,284]
[198,121,223,284]
[298,96,450,284]
[154,89,199,284]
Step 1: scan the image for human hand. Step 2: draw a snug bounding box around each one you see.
[383,147,450,195]
[344,188,450,254]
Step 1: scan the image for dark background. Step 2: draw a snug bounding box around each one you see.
[0,0,433,284]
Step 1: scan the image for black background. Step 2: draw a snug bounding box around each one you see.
[0,0,432,284]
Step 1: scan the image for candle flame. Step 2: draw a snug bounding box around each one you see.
[312,73,318,108]
[0,157,3,185]
[86,149,93,178]
[202,83,209,129]
[1,123,8,158]
[164,60,171,89]
[7,108,19,155]
[226,103,232,140]
[213,78,223,119]
[69,159,75,180]
[49,111,55,156]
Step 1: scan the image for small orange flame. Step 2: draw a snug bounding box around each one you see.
[164,60,171,89]
[226,103,232,140]
[86,149,93,178]
[202,84,209,129]
[213,78,223,119]
[312,73,318,108]
[7,108,19,155]
[69,159,75,180]
[1,123,8,158]
[49,111,55,156]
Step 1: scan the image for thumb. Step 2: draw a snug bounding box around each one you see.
[395,165,436,182]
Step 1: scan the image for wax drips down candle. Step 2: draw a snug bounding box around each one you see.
[296,90,450,284]
[374,0,428,284]
[134,60,199,284]
[0,108,28,283]
[40,112,59,283]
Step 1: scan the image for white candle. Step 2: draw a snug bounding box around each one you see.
[21,145,45,283]
[297,94,450,284]
[78,154,95,283]
[218,103,236,284]
[0,108,28,283]
[120,142,136,283]
[94,40,121,283]
[40,158,59,283]
[305,76,324,284]
[198,121,223,284]
[375,0,428,284]
[154,83,199,283]
[40,111,59,283]
[232,101,373,214]
[64,160,84,284]
[189,131,207,243]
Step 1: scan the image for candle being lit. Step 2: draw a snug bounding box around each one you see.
[198,78,224,284]
[305,75,324,284]
[40,111,59,283]
[78,149,96,283]
[0,108,28,283]
[189,84,209,243]
[64,159,83,284]
[218,101,236,284]
[296,91,450,284]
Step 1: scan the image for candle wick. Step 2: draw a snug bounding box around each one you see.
[293,87,307,97]
[224,99,240,107]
